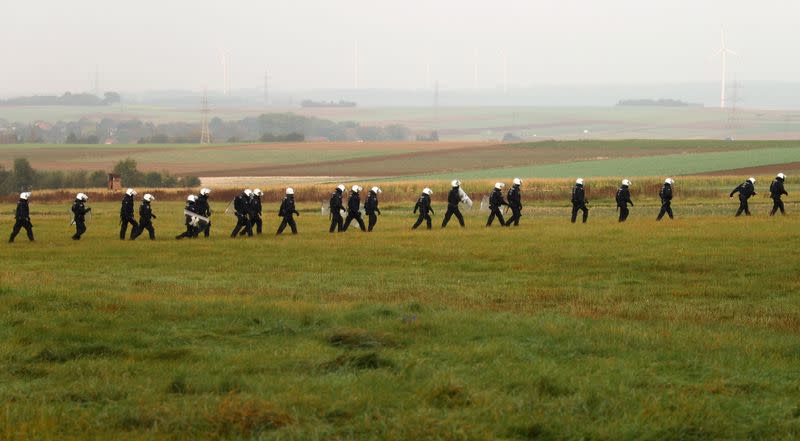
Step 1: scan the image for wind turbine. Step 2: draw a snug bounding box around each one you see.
[714,30,737,109]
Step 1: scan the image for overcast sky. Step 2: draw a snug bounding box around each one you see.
[2,0,798,95]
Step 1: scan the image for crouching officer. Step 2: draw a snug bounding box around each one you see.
[571,178,589,223]
[231,189,253,237]
[329,184,346,233]
[730,177,756,217]
[8,192,34,243]
[505,177,523,227]
[442,179,466,228]
[412,188,434,229]
[176,195,199,239]
[770,173,788,216]
[486,182,508,227]
[131,194,157,240]
[657,178,675,220]
[616,179,634,222]
[196,188,212,237]
[343,185,366,232]
[364,186,382,232]
[276,188,299,235]
[119,188,139,240]
[71,193,91,240]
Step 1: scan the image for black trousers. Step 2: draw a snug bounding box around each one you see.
[9,219,34,242]
[242,214,262,234]
[329,212,344,232]
[175,225,197,239]
[343,212,366,232]
[276,215,297,234]
[131,221,155,240]
[735,197,751,216]
[72,220,86,240]
[505,206,522,226]
[200,221,211,237]
[367,213,378,232]
[486,208,505,226]
[120,216,139,240]
[571,204,588,223]
[412,213,432,229]
[618,206,630,222]
[770,198,785,216]
[657,201,674,220]
[231,214,253,237]
[441,205,464,228]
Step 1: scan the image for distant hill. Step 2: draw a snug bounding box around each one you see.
[0,92,120,106]
[616,98,702,107]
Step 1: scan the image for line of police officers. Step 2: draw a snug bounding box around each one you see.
[6,173,791,242]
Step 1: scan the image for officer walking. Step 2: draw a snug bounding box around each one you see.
[231,189,254,237]
[131,194,157,240]
[176,195,199,239]
[8,192,34,243]
[329,184,346,233]
[119,188,139,240]
[769,173,788,216]
[412,188,434,229]
[657,178,675,221]
[442,179,467,228]
[250,188,264,234]
[616,179,634,222]
[71,193,91,240]
[730,177,756,217]
[504,178,523,227]
[364,186,382,232]
[571,178,589,223]
[276,188,299,235]
[486,182,508,227]
[196,188,212,237]
[343,185,366,232]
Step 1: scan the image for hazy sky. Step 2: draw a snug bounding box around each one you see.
[2,0,798,94]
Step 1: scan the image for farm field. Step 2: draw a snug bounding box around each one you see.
[1,199,800,439]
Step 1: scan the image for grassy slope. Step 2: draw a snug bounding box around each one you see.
[1,201,800,440]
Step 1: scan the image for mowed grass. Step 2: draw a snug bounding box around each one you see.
[2,201,800,440]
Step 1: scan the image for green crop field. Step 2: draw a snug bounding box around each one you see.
[2,195,800,439]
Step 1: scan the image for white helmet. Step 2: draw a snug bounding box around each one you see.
[286,187,294,195]
[200,188,211,196]
[748,177,756,184]
[76,193,88,201]
[143,193,155,202]
[125,188,137,196]
[253,188,263,196]
[575,178,584,185]
[621,179,631,187]
[371,186,382,194]
[664,178,674,185]
[494,182,505,190]
[513,178,522,186]
[20,192,30,200]
[352,185,362,193]
[422,187,433,195]
[777,172,786,180]
[451,179,461,187]
[187,194,196,202]
[336,184,345,192]
[243,189,253,197]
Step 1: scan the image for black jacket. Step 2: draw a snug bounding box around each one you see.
[120,194,135,218]
[347,192,361,214]
[184,200,197,225]
[329,190,344,212]
[414,194,433,215]
[770,179,788,199]
[139,201,155,223]
[251,196,262,216]
[659,184,673,202]
[616,186,633,207]
[507,185,522,208]
[447,187,461,206]
[196,194,211,217]
[279,196,298,217]
[364,191,380,215]
[233,194,249,215]
[730,181,756,199]
[15,199,30,220]
[571,184,587,205]
[71,200,90,222]
[489,188,507,210]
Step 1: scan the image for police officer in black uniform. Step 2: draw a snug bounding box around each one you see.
[616,179,634,222]
[657,178,675,221]
[571,178,589,224]
[231,189,254,237]
[486,182,508,227]
[131,193,157,240]
[329,184,346,233]
[504,178,523,227]
[442,179,466,228]
[276,188,299,235]
[412,188,434,229]
[176,195,199,239]
[8,192,34,243]
[364,186,382,232]
[343,185,366,232]
[71,193,91,240]
[196,188,212,237]
[770,173,788,216]
[250,188,264,234]
[119,188,139,240]
[730,177,756,217]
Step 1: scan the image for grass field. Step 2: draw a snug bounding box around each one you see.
[2,196,800,439]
